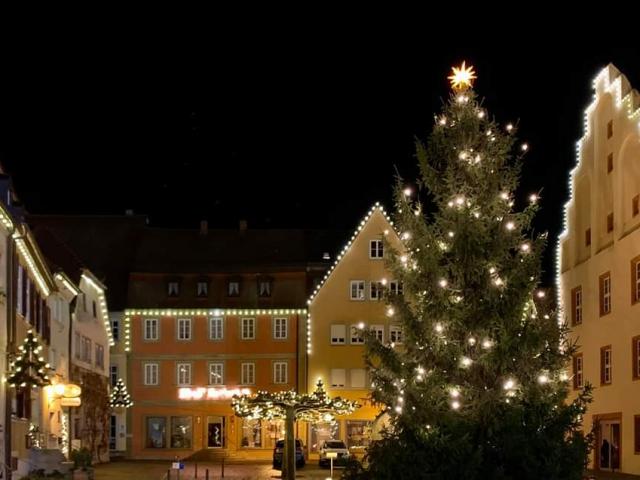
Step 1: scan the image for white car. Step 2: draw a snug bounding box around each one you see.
[318,440,350,467]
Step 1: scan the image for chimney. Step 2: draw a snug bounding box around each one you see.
[239,220,248,232]
[200,220,208,235]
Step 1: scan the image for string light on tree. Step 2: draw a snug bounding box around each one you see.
[109,378,133,409]
[7,330,51,389]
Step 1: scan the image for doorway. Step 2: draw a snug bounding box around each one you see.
[207,416,225,448]
[596,415,621,471]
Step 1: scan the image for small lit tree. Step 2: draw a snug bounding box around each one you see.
[232,380,358,480]
[7,330,51,389]
[109,378,133,409]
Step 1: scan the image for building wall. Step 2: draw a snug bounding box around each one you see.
[561,64,640,474]
[127,310,302,459]
[109,311,128,453]
[308,206,402,455]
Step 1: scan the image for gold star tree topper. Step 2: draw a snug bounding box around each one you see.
[448,61,477,91]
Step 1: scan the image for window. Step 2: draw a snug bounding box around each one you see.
[607,153,613,173]
[330,369,346,388]
[600,346,612,385]
[228,280,240,297]
[635,415,640,454]
[585,228,591,247]
[110,415,117,450]
[209,363,224,385]
[177,318,192,341]
[389,281,403,295]
[111,319,120,342]
[92,300,97,318]
[241,418,263,448]
[632,336,640,380]
[572,354,583,389]
[607,213,614,233]
[273,318,287,340]
[209,317,224,340]
[600,272,612,316]
[632,257,640,304]
[144,319,159,341]
[110,365,118,387]
[95,344,104,370]
[346,420,372,449]
[197,281,208,297]
[74,331,81,359]
[273,362,287,384]
[371,325,384,342]
[633,195,640,218]
[168,281,179,297]
[241,363,255,385]
[571,286,582,326]
[370,282,383,300]
[370,240,383,259]
[390,325,403,344]
[81,337,92,363]
[146,417,166,448]
[350,369,366,388]
[177,363,192,386]
[350,281,365,301]
[241,318,255,340]
[330,324,346,345]
[607,120,613,139]
[258,280,272,297]
[170,417,192,449]
[350,324,364,344]
[144,363,159,386]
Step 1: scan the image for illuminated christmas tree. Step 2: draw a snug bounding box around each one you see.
[353,64,592,480]
[109,378,133,409]
[7,330,51,389]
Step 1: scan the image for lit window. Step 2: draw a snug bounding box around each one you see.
[600,347,612,385]
[273,318,287,340]
[177,318,192,341]
[177,363,192,386]
[241,318,255,340]
[600,272,612,316]
[144,319,159,340]
[572,354,583,389]
[273,362,288,384]
[144,363,159,386]
[390,326,403,344]
[259,280,272,297]
[209,317,224,340]
[370,240,384,259]
[241,363,255,385]
[168,281,179,297]
[170,417,192,449]
[209,363,224,385]
[330,325,346,345]
[146,417,165,448]
[197,281,208,297]
[228,281,240,297]
[350,281,365,301]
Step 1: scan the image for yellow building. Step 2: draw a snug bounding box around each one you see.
[305,203,402,458]
[560,64,640,475]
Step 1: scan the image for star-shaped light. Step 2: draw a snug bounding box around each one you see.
[448,61,477,91]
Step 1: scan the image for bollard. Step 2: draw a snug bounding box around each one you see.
[195,462,198,479]
[167,469,171,480]
[205,468,209,480]
[221,457,225,478]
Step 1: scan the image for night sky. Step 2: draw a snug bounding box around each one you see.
[1,42,638,282]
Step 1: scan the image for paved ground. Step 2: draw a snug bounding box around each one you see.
[94,460,344,480]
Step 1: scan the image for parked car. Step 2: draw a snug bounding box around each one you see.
[272,439,305,470]
[318,439,350,467]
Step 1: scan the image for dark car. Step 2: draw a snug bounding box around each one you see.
[272,439,305,470]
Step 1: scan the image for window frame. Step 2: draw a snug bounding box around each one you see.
[632,256,640,305]
[330,324,346,345]
[144,318,159,341]
[241,317,256,340]
[176,362,192,386]
[600,345,612,385]
[144,362,159,386]
[632,336,640,381]
[330,368,346,388]
[273,317,287,340]
[209,362,224,385]
[241,362,256,385]
[599,272,612,316]
[167,281,180,297]
[209,317,224,341]
[572,353,583,390]
[273,361,288,384]
[350,280,366,301]
[177,318,192,341]
[389,325,403,344]
[197,281,209,298]
[369,239,384,259]
[371,324,384,343]
[571,286,582,326]
[369,281,383,300]
[350,368,366,388]
[350,324,364,345]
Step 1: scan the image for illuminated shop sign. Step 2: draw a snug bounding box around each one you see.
[178,387,251,400]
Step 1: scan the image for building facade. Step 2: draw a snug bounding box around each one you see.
[560,64,640,474]
[306,204,402,457]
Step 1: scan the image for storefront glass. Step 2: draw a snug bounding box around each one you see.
[346,420,372,449]
[170,416,193,449]
[310,421,340,452]
[240,418,285,449]
[146,417,166,448]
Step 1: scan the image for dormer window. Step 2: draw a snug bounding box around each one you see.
[197,281,208,297]
[228,280,240,297]
[258,278,272,297]
[168,281,180,297]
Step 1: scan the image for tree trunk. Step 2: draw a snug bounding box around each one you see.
[282,407,296,480]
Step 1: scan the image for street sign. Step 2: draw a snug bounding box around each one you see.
[171,462,184,470]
